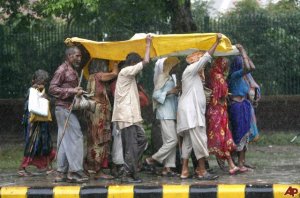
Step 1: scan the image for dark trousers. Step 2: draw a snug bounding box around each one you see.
[151,118,163,153]
[121,125,147,176]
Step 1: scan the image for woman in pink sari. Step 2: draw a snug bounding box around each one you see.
[206,57,239,175]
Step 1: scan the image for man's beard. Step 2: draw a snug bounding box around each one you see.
[72,62,81,68]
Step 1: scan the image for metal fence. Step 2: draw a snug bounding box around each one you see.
[198,14,300,95]
[0,13,299,98]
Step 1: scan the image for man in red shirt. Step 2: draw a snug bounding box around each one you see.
[49,46,87,183]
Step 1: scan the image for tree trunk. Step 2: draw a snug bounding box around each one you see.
[169,0,197,33]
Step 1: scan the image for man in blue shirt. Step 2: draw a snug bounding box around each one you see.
[145,57,180,176]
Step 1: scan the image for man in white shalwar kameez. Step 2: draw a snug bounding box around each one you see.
[177,33,222,180]
[145,57,180,176]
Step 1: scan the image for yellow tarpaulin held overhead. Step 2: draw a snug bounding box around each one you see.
[64,33,237,78]
[65,33,235,60]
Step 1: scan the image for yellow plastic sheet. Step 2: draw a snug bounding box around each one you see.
[65,33,234,78]
[65,33,233,61]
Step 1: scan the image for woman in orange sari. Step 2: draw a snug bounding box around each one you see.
[206,57,239,175]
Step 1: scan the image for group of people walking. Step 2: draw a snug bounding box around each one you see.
[18,33,260,183]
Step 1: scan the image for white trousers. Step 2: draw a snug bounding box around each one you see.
[111,123,124,165]
[181,126,209,160]
[152,120,177,167]
[55,106,84,172]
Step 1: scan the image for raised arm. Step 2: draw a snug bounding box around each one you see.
[184,34,222,76]
[97,62,119,82]
[236,44,255,74]
[247,56,256,71]
[207,33,222,56]
[142,35,152,66]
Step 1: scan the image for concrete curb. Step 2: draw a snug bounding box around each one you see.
[0,184,299,198]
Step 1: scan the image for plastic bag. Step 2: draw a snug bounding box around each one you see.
[28,88,49,117]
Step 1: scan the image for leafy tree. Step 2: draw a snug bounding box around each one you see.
[267,0,299,14]
[0,0,37,31]
[31,0,197,36]
[32,0,100,29]
[163,0,197,33]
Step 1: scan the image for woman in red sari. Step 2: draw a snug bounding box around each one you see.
[206,57,239,175]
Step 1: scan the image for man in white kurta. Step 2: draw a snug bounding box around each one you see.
[112,61,144,127]
[177,33,222,180]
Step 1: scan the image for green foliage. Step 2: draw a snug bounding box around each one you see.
[230,0,262,13]
[33,0,112,26]
[267,0,300,14]
[191,0,209,26]
[31,0,171,38]
[0,0,300,97]
[191,0,300,95]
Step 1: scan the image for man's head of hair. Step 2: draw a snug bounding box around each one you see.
[65,46,82,69]
[89,59,109,74]
[65,46,80,58]
[124,52,142,68]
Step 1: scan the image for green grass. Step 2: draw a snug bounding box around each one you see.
[0,143,24,172]
[251,131,300,146]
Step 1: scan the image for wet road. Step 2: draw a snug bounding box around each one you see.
[0,167,299,187]
[1,145,299,187]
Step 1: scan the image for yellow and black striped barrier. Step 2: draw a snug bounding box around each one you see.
[1,184,299,198]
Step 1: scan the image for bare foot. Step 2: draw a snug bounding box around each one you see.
[94,171,114,180]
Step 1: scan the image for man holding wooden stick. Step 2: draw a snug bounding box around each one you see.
[49,46,88,183]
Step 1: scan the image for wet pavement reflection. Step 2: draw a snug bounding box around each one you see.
[1,145,299,186]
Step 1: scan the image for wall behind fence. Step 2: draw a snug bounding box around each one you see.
[0,96,300,141]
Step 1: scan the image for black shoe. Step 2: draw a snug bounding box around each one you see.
[120,169,142,183]
[121,176,142,183]
[76,170,89,181]
[142,160,156,173]
[197,172,219,181]
[111,164,118,177]
[54,171,67,182]
[67,171,88,183]
[206,168,217,174]
[111,164,123,178]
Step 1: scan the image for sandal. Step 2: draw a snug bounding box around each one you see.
[229,167,240,175]
[18,170,32,177]
[162,170,178,177]
[244,163,256,169]
[197,172,219,180]
[145,158,155,165]
[46,169,55,175]
[238,166,248,173]
[143,158,156,174]
[180,170,191,179]
[94,172,114,180]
